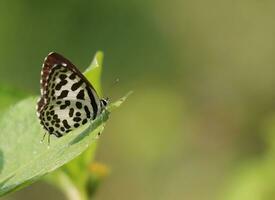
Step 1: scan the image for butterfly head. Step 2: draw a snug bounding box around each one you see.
[100,98,109,108]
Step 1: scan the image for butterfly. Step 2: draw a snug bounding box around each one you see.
[36,52,108,143]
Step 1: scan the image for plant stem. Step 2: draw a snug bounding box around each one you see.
[53,172,89,200]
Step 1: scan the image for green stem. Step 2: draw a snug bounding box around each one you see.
[48,171,89,200]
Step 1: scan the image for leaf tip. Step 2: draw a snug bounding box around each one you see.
[107,91,133,112]
[91,51,104,68]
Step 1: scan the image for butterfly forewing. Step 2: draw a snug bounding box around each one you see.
[37,52,102,137]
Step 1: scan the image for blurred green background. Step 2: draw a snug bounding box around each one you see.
[1,0,275,199]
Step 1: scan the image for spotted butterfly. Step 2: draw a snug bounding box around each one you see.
[36,52,108,141]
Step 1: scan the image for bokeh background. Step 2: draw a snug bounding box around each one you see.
[1,0,275,199]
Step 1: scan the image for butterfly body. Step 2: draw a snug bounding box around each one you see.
[37,52,107,138]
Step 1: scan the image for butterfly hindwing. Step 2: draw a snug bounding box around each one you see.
[37,52,102,137]
[40,99,91,137]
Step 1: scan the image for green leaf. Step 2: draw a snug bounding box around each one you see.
[0,94,129,197]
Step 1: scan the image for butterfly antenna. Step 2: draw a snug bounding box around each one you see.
[114,78,120,84]
[109,78,120,90]
[104,78,120,102]
[40,132,47,143]
[114,78,120,86]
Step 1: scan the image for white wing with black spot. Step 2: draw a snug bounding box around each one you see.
[37,52,103,137]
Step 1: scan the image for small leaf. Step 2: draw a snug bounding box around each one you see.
[84,51,104,97]
[0,93,129,196]
[107,91,133,112]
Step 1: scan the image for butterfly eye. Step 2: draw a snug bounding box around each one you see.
[100,98,109,107]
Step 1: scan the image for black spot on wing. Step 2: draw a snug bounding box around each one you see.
[50,90,55,96]
[69,73,76,80]
[84,105,91,118]
[71,79,84,91]
[82,119,88,125]
[55,131,62,137]
[76,102,82,109]
[73,117,81,122]
[69,108,74,117]
[62,119,71,129]
[75,112,81,116]
[48,127,54,133]
[60,104,66,109]
[59,74,67,80]
[76,90,85,100]
[55,79,68,90]
[58,90,69,99]
[60,100,71,109]
[74,123,80,128]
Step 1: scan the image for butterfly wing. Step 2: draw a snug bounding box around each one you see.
[37,52,102,137]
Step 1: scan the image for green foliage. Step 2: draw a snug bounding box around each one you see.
[0,52,130,199]
[0,85,26,115]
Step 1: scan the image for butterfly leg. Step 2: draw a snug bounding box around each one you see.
[40,132,47,143]
[88,118,93,129]
[97,112,106,137]
[47,134,51,148]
